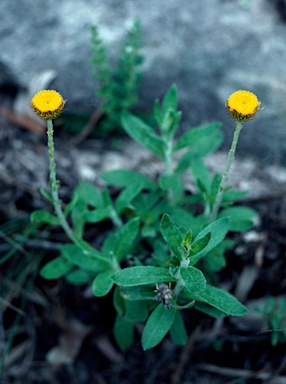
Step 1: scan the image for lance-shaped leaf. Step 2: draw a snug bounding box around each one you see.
[122,285,158,301]
[113,315,134,351]
[84,208,110,223]
[115,183,143,214]
[188,232,211,257]
[60,244,110,273]
[100,169,157,190]
[92,270,114,297]
[189,218,230,266]
[162,83,178,114]
[193,285,248,316]
[65,269,94,285]
[113,217,140,262]
[121,112,165,159]
[142,303,176,350]
[183,229,192,252]
[194,302,227,318]
[180,266,206,293]
[160,213,183,260]
[112,266,176,287]
[170,311,188,346]
[218,206,257,232]
[31,210,59,225]
[40,257,73,279]
[73,181,104,208]
[171,300,195,310]
[173,122,222,152]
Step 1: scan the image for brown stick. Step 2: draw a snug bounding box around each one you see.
[69,108,103,145]
[0,106,45,136]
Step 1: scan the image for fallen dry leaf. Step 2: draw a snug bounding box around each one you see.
[46,318,92,366]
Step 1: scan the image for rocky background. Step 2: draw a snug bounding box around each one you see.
[1,0,286,164]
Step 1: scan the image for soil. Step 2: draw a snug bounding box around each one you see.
[1,116,286,384]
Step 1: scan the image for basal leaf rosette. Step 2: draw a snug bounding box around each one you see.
[226,90,260,122]
[31,90,65,119]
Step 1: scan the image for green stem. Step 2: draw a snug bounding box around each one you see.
[109,207,123,228]
[210,121,243,222]
[173,257,189,297]
[165,138,173,176]
[46,119,88,251]
[164,137,175,205]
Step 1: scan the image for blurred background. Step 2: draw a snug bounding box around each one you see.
[0,0,286,163]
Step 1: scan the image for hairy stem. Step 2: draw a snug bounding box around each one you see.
[47,119,88,251]
[210,121,243,222]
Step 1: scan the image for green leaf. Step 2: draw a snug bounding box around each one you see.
[154,98,163,126]
[203,239,234,272]
[189,218,230,266]
[159,174,183,191]
[100,169,156,190]
[112,266,176,287]
[40,257,73,279]
[218,206,257,232]
[210,173,221,200]
[188,157,212,192]
[166,208,201,236]
[193,285,248,316]
[113,315,134,351]
[124,299,149,322]
[113,286,125,316]
[160,213,183,260]
[151,239,170,267]
[102,187,113,207]
[171,300,195,310]
[115,183,143,214]
[70,200,86,238]
[64,192,79,217]
[30,210,59,225]
[92,270,114,297]
[73,181,103,208]
[170,311,188,345]
[65,269,94,285]
[176,133,223,175]
[114,217,140,262]
[180,266,206,293]
[122,285,157,301]
[102,232,117,258]
[142,303,176,350]
[162,84,178,114]
[183,230,192,252]
[194,301,227,318]
[189,232,211,257]
[222,190,248,202]
[173,122,222,152]
[39,187,52,202]
[60,244,110,273]
[121,112,165,159]
[84,208,110,223]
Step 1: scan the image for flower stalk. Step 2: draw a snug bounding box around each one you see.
[210,121,243,222]
[210,90,260,222]
[31,90,89,251]
[46,119,88,250]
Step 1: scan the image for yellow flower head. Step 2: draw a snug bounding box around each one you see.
[31,90,65,119]
[226,90,260,122]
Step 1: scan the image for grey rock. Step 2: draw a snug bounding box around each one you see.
[1,0,286,164]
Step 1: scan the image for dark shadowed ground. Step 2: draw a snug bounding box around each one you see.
[1,114,286,384]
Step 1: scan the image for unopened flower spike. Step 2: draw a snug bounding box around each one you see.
[31,90,65,120]
[226,90,260,122]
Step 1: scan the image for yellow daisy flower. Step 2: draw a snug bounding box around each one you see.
[226,90,260,122]
[31,90,65,119]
